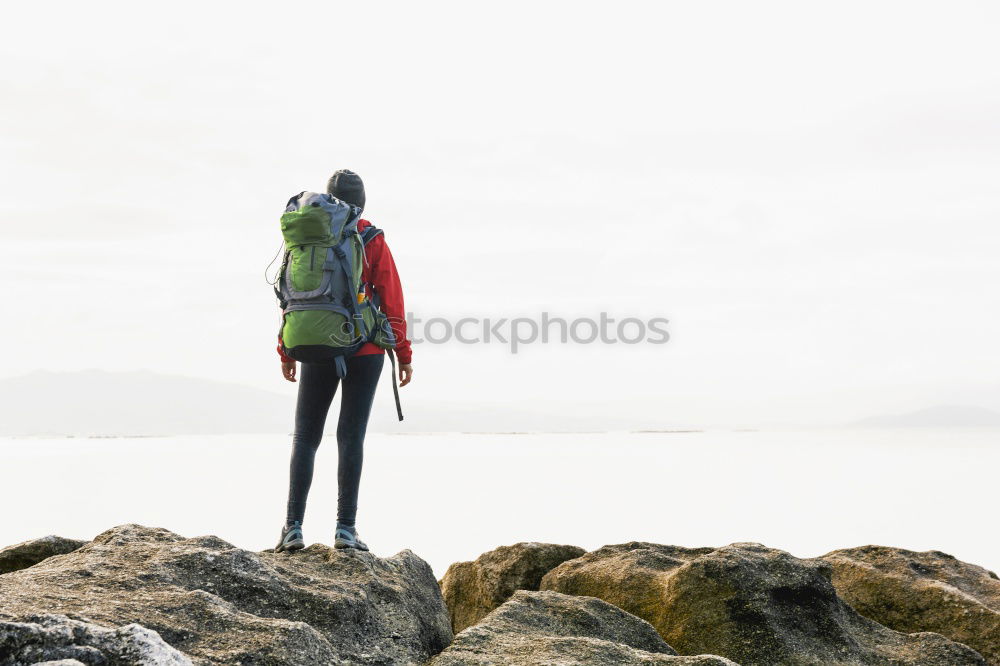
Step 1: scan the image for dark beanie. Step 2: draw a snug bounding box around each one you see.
[326,169,366,210]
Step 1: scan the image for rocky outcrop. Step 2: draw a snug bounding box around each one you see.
[4,528,997,666]
[539,542,713,628]
[439,542,585,633]
[821,546,1000,664]
[0,613,190,665]
[0,536,86,574]
[541,541,986,665]
[0,524,452,665]
[430,590,737,665]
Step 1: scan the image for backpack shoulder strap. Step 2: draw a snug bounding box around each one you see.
[360,225,383,246]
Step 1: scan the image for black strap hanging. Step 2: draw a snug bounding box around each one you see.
[386,349,404,421]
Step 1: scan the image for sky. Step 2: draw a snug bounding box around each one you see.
[2,1,999,428]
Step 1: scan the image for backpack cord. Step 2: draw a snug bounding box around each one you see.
[264,241,285,285]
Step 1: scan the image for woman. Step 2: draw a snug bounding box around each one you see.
[275,169,413,552]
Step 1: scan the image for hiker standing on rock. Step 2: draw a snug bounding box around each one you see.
[271,169,412,552]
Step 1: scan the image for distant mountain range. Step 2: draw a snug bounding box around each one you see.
[0,370,684,436]
[4,371,998,436]
[851,404,1000,428]
[0,370,295,436]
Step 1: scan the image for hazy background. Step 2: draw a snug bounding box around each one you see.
[2,0,1000,432]
[5,430,999,578]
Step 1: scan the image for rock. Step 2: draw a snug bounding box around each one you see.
[0,613,191,665]
[0,524,452,665]
[540,542,713,629]
[541,541,986,665]
[0,536,86,574]
[439,542,586,633]
[821,546,1000,665]
[429,590,738,665]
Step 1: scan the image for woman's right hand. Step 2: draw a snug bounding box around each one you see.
[281,360,297,382]
[399,363,413,387]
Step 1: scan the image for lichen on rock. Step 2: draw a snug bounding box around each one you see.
[439,541,585,633]
[821,545,1000,665]
[0,613,191,665]
[0,535,86,575]
[541,541,987,665]
[0,524,452,665]
[430,589,738,665]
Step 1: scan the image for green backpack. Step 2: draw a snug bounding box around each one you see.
[273,191,396,378]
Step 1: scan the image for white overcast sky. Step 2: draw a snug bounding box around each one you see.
[1,1,999,427]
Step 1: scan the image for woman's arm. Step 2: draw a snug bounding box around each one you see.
[277,332,297,382]
[366,232,413,384]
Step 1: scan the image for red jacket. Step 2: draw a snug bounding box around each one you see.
[277,219,412,365]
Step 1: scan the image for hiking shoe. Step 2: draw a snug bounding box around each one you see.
[334,524,369,551]
[275,521,305,553]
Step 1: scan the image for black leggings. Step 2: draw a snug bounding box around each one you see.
[285,353,384,527]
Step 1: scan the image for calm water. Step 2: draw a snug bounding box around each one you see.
[1,429,997,577]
